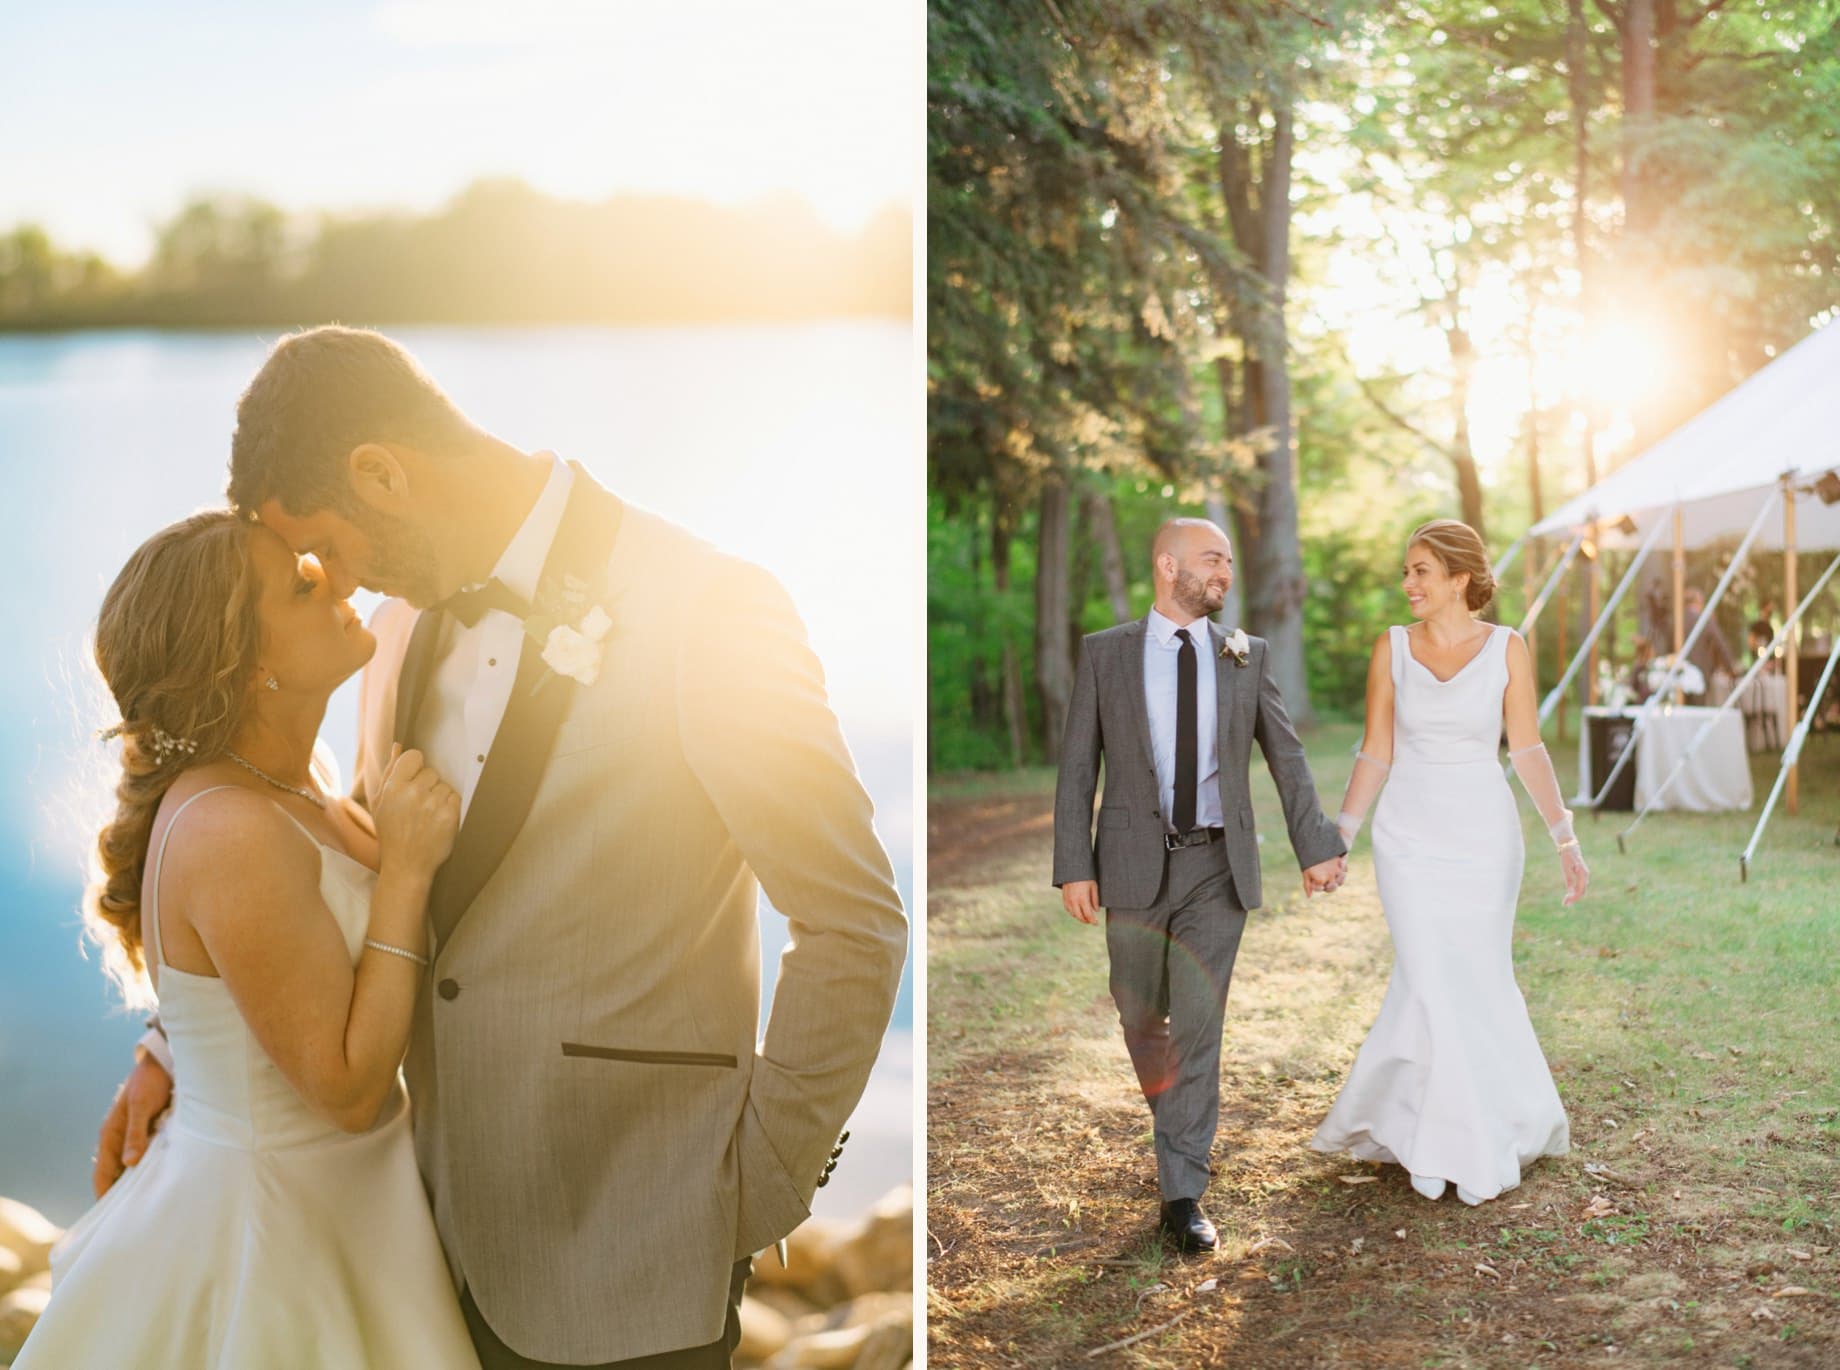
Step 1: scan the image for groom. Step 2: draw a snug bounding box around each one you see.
[1053,518,1345,1252]
[96,326,908,1367]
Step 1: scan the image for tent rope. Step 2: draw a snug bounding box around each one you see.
[1517,531,1585,637]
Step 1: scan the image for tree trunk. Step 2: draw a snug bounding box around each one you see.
[1622,0,1657,237]
[1034,474,1074,763]
[1203,491,1246,629]
[1568,0,1600,487]
[1083,485,1133,624]
[1447,320,1487,540]
[992,518,1026,769]
[1236,98,1315,724]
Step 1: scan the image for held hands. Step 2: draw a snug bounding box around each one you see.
[1302,856,1347,897]
[93,1052,174,1197]
[1061,880,1101,925]
[373,745,461,877]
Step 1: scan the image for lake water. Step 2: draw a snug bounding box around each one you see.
[0,323,916,1226]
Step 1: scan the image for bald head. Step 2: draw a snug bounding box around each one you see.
[1152,518,1233,622]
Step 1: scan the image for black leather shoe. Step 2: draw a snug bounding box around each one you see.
[1158,1198,1218,1252]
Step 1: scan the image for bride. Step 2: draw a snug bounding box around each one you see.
[1311,518,1588,1205]
[17,511,479,1366]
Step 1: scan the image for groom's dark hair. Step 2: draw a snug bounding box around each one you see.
[227,326,481,516]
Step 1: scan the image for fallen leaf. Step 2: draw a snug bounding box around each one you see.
[1194,1279,1218,1295]
[1394,1229,1407,1240]
[1750,1304,1777,1322]
[1583,1196,1617,1219]
[1337,1174,1379,1185]
[1245,1236,1295,1257]
[1601,1117,1620,1129]
[1475,1263,1501,1280]
[1772,1286,1817,1299]
[1510,1202,1532,1210]
[1789,1250,1812,1262]
[1134,1282,1169,1313]
[1350,1237,1365,1255]
[1727,1045,1745,1057]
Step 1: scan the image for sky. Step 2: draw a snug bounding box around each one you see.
[0,0,919,266]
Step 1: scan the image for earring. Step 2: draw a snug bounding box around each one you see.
[265,676,280,692]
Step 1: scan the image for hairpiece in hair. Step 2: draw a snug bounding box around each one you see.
[98,722,126,742]
[100,721,198,763]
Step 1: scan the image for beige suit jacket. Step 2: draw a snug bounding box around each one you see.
[354,469,907,1362]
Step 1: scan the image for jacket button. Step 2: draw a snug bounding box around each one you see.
[437,978,460,1001]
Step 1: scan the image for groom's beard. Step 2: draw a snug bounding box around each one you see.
[350,505,445,607]
[1172,569,1228,618]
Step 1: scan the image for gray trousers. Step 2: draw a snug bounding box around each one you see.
[1105,840,1248,1202]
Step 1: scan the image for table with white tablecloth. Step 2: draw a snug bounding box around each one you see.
[1577,706,1753,813]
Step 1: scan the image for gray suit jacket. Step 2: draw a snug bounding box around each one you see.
[353,468,907,1363]
[1051,617,1344,910]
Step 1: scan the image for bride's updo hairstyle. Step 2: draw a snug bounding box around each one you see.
[1408,518,1496,614]
[86,511,261,1000]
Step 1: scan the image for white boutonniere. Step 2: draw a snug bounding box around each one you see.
[1220,628,1251,666]
[525,573,616,691]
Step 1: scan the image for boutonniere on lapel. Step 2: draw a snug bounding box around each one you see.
[1220,628,1251,667]
[524,573,616,691]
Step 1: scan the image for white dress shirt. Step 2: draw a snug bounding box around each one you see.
[1143,609,1222,833]
[421,454,574,818]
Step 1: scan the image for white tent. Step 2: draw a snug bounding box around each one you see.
[1531,319,1840,551]
[1519,319,1840,873]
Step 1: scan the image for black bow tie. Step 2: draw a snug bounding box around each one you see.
[438,578,530,629]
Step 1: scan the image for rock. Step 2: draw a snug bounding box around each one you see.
[851,1318,913,1370]
[749,1285,823,1325]
[834,1293,912,1331]
[737,1294,793,1362]
[0,1201,57,1282]
[0,1245,22,1296]
[832,1186,912,1298]
[0,1283,51,1361]
[751,1218,847,1298]
[765,1322,874,1369]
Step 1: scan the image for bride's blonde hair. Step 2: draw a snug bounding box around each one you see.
[1408,519,1496,614]
[86,511,261,1002]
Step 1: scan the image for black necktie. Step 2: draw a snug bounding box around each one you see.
[1174,628,1197,834]
[438,578,530,629]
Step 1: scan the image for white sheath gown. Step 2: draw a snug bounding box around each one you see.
[16,787,480,1368]
[1311,625,1569,1203]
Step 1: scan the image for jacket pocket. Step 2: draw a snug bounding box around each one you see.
[1098,807,1130,829]
[561,1043,739,1068]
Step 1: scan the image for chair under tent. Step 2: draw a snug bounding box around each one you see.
[1487,319,1840,880]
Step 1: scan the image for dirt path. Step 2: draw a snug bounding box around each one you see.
[926,786,1839,1369]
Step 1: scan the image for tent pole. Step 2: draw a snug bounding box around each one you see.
[1536,514,1669,730]
[1621,548,1840,852]
[1741,623,1840,881]
[1672,504,1686,663]
[1525,545,1540,698]
[1491,534,1526,583]
[1586,523,1601,707]
[1784,477,1799,817]
[1557,564,1570,743]
[1583,489,1781,811]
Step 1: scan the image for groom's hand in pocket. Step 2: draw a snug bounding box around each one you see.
[93,1054,173,1197]
[1061,881,1101,924]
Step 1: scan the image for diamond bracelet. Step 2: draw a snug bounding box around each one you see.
[363,938,431,969]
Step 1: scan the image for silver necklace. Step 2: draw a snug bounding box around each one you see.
[224,749,326,809]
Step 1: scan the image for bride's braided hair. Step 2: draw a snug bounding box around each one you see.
[1408,519,1496,614]
[87,511,261,1003]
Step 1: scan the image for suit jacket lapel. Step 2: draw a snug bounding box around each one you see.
[393,610,444,748]
[1121,618,1157,773]
[427,464,626,950]
[1210,623,1252,741]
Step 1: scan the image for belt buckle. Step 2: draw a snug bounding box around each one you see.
[1164,831,1185,852]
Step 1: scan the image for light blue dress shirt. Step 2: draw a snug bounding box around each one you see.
[1143,609,1223,833]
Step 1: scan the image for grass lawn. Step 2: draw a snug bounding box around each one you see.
[926,722,1840,1368]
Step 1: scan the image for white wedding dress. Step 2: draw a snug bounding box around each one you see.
[17,787,479,1368]
[1311,625,1569,1203]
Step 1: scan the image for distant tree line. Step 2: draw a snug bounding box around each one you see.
[0,179,910,329]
